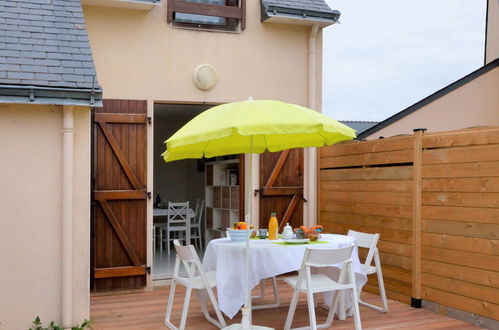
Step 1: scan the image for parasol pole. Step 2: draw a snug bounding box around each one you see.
[242,135,254,328]
[243,98,254,327]
[222,98,273,330]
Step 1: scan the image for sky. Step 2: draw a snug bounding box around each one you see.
[322,0,487,121]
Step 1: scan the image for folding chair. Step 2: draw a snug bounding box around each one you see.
[347,230,388,313]
[164,240,226,330]
[283,246,362,330]
[190,199,204,249]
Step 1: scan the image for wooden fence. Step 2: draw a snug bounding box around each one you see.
[318,126,499,321]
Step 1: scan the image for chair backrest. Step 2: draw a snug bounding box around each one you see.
[347,230,379,267]
[303,246,354,268]
[297,246,355,287]
[173,240,204,279]
[192,199,205,225]
[168,201,189,224]
[174,239,197,262]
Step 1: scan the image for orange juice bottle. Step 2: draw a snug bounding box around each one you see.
[268,212,278,240]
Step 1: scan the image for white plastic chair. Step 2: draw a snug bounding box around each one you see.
[190,199,204,249]
[225,230,281,309]
[164,240,226,330]
[164,202,190,255]
[283,246,362,330]
[347,230,388,313]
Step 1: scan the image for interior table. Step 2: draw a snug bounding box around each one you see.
[153,207,195,218]
[202,234,367,319]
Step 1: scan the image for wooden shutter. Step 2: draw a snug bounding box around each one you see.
[258,149,304,230]
[91,100,148,291]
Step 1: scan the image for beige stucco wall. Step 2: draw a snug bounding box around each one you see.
[486,0,499,64]
[82,2,322,107]
[364,66,499,139]
[0,104,90,329]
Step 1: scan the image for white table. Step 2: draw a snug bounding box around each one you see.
[153,207,195,218]
[202,234,367,319]
[153,207,196,252]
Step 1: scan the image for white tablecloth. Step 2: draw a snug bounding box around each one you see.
[202,234,367,319]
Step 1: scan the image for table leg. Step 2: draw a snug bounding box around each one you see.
[338,290,346,320]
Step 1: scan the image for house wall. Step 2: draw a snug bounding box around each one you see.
[0,104,90,329]
[486,0,499,64]
[82,3,321,107]
[364,66,499,139]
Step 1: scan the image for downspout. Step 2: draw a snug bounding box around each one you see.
[304,23,320,227]
[62,105,74,328]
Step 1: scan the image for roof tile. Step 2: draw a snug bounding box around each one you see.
[0,0,100,90]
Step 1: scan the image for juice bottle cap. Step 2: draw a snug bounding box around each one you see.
[271,212,276,217]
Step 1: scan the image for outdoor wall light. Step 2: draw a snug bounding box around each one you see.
[193,64,217,91]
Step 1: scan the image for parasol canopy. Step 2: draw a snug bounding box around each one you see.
[162,99,355,162]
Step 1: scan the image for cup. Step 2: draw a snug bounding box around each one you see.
[258,229,268,238]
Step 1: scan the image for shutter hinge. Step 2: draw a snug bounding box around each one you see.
[146,266,151,274]
[147,117,152,125]
[147,191,152,199]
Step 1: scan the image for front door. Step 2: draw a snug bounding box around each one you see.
[259,149,304,230]
[91,99,148,291]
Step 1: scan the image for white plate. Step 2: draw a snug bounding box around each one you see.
[282,238,310,244]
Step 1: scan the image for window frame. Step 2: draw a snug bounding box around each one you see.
[167,0,246,31]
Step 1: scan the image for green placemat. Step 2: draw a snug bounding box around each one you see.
[272,240,329,245]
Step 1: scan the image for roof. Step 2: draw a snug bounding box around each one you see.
[340,121,380,135]
[0,0,102,106]
[358,58,499,140]
[261,0,340,23]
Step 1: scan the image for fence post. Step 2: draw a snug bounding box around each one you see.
[411,128,426,308]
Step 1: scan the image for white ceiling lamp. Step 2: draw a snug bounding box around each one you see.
[193,64,218,91]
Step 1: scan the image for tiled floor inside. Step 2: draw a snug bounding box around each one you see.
[152,242,205,280]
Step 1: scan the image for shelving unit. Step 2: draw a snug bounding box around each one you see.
[205,158,241,243]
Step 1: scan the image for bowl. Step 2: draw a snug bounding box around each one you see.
[227,228,253,241]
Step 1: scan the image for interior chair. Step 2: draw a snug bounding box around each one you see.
[347,230,388,313]
[225,230,281,310]
[153,226,158,253]
[190,199,204,249]
[164,202,190,255]
[164,240,226,330]
[283,246,362,330]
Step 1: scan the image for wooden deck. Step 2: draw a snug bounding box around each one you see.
[91,279,481,329]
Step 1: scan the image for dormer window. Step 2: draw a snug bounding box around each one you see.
[167,0,246,31]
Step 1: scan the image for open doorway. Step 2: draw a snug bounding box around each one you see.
[152,103,244,280]
[153,103,209,279]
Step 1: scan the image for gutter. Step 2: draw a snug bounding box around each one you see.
[261,5,340,23]
[0,84,103,107]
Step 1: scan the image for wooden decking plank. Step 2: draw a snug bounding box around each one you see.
[90,279,482,329]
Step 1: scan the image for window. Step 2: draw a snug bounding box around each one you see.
[167,0,246,31]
